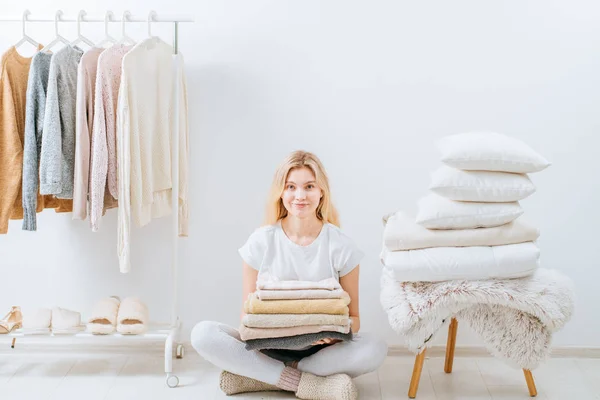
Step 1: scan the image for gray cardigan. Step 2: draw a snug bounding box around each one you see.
[22,52,52,231]
[39,45,83,199]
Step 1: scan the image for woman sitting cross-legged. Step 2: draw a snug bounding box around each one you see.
[191,150,388,400]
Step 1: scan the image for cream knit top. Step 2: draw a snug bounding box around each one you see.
[117,37,189,273]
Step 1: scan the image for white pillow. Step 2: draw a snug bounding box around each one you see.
[380,242,540,282]
[416,193,523,229]
[429,165,536,202]
[385,211,539,250]
[436,132,551,173]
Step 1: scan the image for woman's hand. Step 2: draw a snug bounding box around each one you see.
[311,338,342,345]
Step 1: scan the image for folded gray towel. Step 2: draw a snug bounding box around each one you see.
[261,344,329,363]
[245,331,353,351]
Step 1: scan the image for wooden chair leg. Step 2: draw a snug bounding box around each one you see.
[444,318,458,373]
[523,369,537,397]
[407,317,537,398]
[408,349,427,399]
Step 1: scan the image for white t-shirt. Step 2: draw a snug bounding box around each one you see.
[239,221,364,281]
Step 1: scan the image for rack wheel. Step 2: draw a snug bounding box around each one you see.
[166,374,179,388]
[176,344,184,359]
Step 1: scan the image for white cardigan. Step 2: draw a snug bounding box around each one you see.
[117,37,189,273]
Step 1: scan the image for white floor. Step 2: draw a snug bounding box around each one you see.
[0,349,599,400]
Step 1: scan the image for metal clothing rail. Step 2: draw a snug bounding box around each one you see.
[1,10,193,389]
[0,12,194,22]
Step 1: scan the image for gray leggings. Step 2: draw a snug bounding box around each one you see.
[191,321,388,386]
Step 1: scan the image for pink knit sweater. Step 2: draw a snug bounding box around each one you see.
[89,45,132,231]
[73,47,102,220]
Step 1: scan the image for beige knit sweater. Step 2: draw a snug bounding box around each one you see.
[0,47,44,233]
[0,47,73,233]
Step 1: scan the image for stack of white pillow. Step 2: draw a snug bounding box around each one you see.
[381,132,551,282]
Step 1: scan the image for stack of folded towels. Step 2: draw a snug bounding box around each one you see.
[240,276,353,351]
[381,131,550,282]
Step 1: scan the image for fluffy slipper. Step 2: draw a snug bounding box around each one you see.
[22,307,51,333]
[52,307,83,334]
[116,297,148,335]
[87,297,120,335]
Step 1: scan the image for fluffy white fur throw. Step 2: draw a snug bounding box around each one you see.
[380,268,574,370]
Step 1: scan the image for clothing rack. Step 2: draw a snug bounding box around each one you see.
[1,10,194,389]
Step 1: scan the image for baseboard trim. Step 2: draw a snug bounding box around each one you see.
[2,339,599,359]
[387,345,600,358]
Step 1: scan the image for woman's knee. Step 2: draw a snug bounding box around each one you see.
[358,334,388,371]
[190,320,221,356]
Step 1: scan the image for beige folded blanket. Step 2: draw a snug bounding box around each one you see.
[384,211,540,251]
[243,313,351,328]
[257,288,345,300]
[239,324,350,341]
[244,292,350,315]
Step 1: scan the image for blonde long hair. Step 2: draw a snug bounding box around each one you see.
[264,151,340,227]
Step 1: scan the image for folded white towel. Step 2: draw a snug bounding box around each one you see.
[256,288,345,300]
[384,211,539,251]
[257,274,341,291]
[381,242,540,282]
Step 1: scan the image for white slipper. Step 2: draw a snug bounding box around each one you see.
[22,308,52,334]
[51,307,82,334]
[116,297,148,335]
[87,296,120,335]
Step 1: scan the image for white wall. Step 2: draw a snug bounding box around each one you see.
[1,0,598,349]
